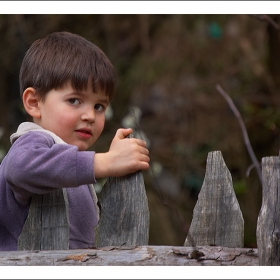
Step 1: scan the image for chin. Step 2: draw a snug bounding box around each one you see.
[78,146,88,151]
[74,141,92,151]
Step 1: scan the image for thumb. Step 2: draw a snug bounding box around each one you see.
[114,128,133,140]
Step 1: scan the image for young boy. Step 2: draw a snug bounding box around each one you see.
[0,31,150,251]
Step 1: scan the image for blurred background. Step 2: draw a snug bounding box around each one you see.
[1,14,280,248]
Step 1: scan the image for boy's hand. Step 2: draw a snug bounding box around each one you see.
[94,128,150,178]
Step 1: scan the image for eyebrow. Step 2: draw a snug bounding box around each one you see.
[98,97,110,106]
[70,90,110,104]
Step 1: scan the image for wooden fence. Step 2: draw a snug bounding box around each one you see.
[0,150,279,266]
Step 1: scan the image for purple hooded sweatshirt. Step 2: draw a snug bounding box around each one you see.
[0,122,99,251]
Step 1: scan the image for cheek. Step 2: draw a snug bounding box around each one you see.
[56,112,77,127]
[94,118,105,138]
[49,113,77,137]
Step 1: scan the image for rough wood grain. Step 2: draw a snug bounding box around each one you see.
[184,151,244,248]
[18,189,69,251]
[95,170,150,247]
[257,156,280,265]
[0,246,258,266]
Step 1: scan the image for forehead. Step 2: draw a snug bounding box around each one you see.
[64,80,109,98]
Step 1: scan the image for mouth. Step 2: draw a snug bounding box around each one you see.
[75,128,92,139]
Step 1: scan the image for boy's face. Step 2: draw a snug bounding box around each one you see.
[34,81,109,151]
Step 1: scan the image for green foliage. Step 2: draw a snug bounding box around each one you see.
[233,180,247,196]
[208,22,223,39]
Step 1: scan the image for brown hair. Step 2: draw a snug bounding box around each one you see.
[19,31,116,101]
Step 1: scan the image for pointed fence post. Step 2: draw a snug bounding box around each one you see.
[95,169,150,247]
[18,189,69,251]
[184,151,244,248]
[257,156,280,265]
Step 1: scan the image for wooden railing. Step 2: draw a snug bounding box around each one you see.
[1,150,280,266]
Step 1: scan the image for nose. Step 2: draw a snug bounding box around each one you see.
[81,106,95,123]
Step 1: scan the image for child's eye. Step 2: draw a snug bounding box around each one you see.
[68,98,81,105]
[94,104,105,111]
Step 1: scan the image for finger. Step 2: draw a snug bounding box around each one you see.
[115,128,133,140]
[139,161,150,171]
[133,138,147,147]
[139,147,149,156]
[141,154,150,163]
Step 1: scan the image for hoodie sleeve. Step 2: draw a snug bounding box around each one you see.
[3,131,96,204]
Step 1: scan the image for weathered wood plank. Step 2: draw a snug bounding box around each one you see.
[0,246,258,266]
[18,189,69,251]
[184,151,244,248]
[95,169,150,247]
[257,156,280,265]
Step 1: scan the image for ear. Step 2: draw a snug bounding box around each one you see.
[22,87,41,119]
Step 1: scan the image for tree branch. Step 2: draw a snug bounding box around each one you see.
[216,84,262,185]
[250,14,280,32]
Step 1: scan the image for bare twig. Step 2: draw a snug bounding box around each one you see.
[250,15,280,32]
[246,163,255,178]
[216,84,262,185]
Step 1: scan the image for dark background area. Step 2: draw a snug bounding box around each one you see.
[1,14,280,248]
